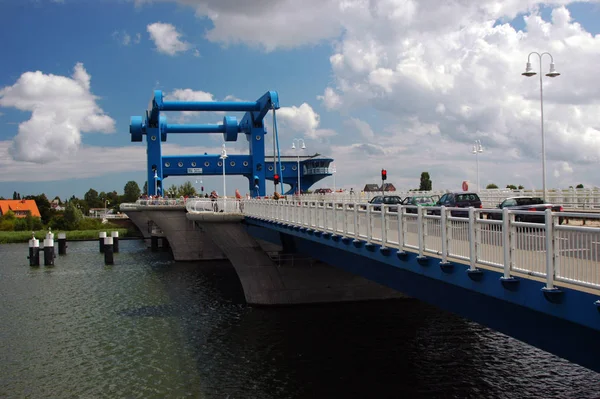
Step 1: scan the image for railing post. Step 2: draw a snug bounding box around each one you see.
[366,204,372,243]
[544,208,555,290]
[440,206,448,264]
[417,205,424,258]
[332,201,337,233]
[381,204,387,248]
[353,202,359,239]
[397,207,405,250]
[553,211,561,282]
[343,203,348,237]
[468,207,476,271]
[502,207,511,279]
[322,201,326,230]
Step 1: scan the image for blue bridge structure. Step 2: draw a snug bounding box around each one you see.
[129,90,333,196]
[123,89,600,375]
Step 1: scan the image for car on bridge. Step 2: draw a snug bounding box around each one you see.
[368,195,403,212]
[314,188,333,194]
[401,195,438,214]
[487,196,565,224]
[431,192,482,217]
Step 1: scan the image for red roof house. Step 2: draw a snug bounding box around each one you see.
[0,200,42,218]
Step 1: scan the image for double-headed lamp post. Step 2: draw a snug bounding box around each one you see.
[472,140,483,192]
[292,138,306,195]
[220,144,228,198]
[522,52,560,201]
[104,200,109,217]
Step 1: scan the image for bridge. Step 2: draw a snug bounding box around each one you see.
[122,196,600,374]
[123,88,600,374]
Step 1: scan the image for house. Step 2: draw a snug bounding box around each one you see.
[382,183,396,192]
[0,199,41,218]
[363,183,397,192]
[363,184,380,192]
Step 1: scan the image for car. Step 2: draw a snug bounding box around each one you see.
[401,195,437,214]
[487,196,564,224]
[314,188,333,194]
[431,192,482,217]
[368,195,403,212]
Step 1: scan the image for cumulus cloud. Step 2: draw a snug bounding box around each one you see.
[0,142,230,182]
[0,63,115,163]
[147,22,192,55]
[276,103,337,140]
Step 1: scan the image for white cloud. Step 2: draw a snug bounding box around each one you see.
[276,103,337,140]
[112,30,141,46]
[0,63,115,164]
[0,142,229,182]
[346,117,375,140]
[147,22,192,55]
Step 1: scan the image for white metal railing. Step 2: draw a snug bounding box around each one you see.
[298,187,600,209]
[186,198,242,213]
[136,198,188,206]
[243,200,600,293]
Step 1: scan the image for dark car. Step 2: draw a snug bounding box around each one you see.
[314,188,333,194]
[432,192,482,217]
[368,195,403,212]
[487,196,564,224]
[401,195,437,214]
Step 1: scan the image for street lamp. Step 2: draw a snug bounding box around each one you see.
[220,144,228,198]
[292,138,306,195]
[331,163,337,193]
[104,200,109,218]
[522,52,560,201]
[472,140,483,192]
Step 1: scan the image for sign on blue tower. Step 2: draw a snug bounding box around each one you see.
[129,90,279,197]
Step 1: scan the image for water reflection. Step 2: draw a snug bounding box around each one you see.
[0,240,598,399]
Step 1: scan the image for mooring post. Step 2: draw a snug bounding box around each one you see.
[111,231,119,253]
[58,232,67,255]
[28,236,40,266]
[104,236,114,265]
[99,232,107,253]
[43,236,55,266]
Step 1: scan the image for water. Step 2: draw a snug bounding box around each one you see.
[1,240,599,399]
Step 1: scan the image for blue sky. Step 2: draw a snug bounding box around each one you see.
[1,0,599,199]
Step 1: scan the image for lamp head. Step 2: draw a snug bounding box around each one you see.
[546,62,560,77]
[522,62,536,77]
[301,143,306,150]
[291,142,296,150]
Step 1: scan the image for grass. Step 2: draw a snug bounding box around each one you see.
[0,228,130,244]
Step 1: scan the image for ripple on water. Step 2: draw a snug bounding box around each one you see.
[0,240,599,398]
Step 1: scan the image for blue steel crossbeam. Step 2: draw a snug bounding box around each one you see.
[130,90,280,197]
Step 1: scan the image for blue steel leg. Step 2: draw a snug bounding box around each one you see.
[146,127,162,196]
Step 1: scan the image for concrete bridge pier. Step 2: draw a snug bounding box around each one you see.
[190,216,405,306]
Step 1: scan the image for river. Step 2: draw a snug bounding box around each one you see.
[0,240,598,398]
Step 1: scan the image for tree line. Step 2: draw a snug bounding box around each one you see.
[0,180,200,232]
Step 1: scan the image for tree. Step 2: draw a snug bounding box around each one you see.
[486,183,498,189]
[576,184,584,189]
[167,184,179,197]
[24,194,54,224]
[12,191,17,200]
[143,181,148,195]
[84,188,101,208]
[506,185,517,190]
[63,202,84,230]
[518,185,524,190]
[123,181,141,202]
[179,181,197,197]
[419,172,432,191]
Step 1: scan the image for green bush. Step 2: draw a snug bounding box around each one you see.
[13,218,29,231]
[77,218,117,230]
[0,219,15,231]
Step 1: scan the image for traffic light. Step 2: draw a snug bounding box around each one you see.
[274,174,280,185]
[381,169,387,181]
